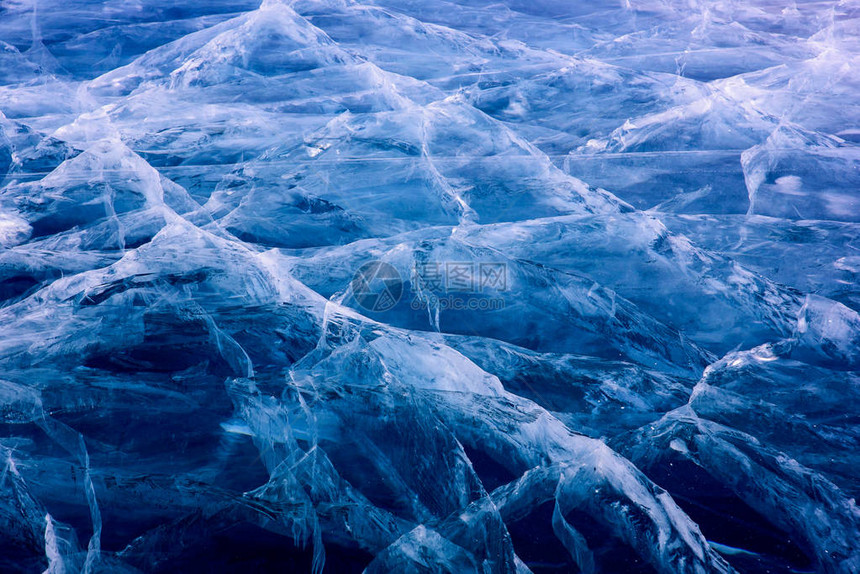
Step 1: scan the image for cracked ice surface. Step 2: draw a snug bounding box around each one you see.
[0,0,859,572]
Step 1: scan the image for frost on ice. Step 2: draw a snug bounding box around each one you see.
[0,0,858,573]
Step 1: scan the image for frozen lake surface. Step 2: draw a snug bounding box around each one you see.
[0,0,858,572]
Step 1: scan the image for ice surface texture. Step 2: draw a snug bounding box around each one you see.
[0,0,858,572]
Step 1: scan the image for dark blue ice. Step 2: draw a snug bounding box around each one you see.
[0,1,858,572]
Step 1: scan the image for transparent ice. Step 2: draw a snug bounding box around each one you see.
[0,0,858,572]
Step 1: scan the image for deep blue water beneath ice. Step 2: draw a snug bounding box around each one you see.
[0,1,858,572]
